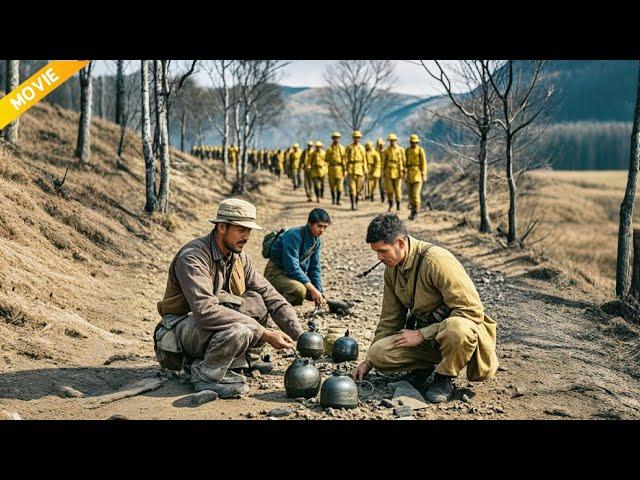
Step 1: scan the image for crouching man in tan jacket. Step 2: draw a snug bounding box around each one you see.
[154,199,303,399]
[353,213,498,403]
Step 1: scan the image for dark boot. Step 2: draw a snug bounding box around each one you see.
[396,201,401,211]
[381,191,386,202]
[350,194,355,210]
[354,195,359,210]
[409,207,416,221]
[423,373,454,403]
[314,188,321,203]
[396,366,435,393]
[193,370,249,399]
[336,191,341,205]
[331,191,336,205]
[387,199,393,212]
[321,185,325,198]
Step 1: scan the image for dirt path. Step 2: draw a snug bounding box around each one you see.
[2,175,640,420]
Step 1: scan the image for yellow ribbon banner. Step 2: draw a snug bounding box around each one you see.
[0,60,90,130]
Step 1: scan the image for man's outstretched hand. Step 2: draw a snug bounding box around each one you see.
[352,360,372,381]
[261,330,295,350]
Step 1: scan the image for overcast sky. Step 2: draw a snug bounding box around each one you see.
[92,60,451,97]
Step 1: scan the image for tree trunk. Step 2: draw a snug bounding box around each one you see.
[616,62,640,298]
[3,60,20,143]
[98,76,105,119]
[506,135,517,244]
[75,63,93,164]
[478,130,492,233]
[222,86,230,179]
[155,60,171,213]
[631,229,640,302]
[115,60,125,125]
[140,60,156,213]
[180,108,187,152]
[152,61,160,158]
[234,102,241,181]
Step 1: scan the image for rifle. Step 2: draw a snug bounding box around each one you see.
[356,260,382,278]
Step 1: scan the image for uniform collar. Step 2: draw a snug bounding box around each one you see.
[210,231,233,265]
[400,235,418,272]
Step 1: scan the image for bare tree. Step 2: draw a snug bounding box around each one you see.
[116,71,142,158]
[420,60,500,233]
[3,60,20,143]
[233,60,289,192]
[320,60,397,136]
[140,60,156,213]
[484,60,554,246]
[616,61,640,299]
[203,60,237,179]
[75,62,94,164]
[154,60,171,213]
[115,60,125,125]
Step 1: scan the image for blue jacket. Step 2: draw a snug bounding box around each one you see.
[269,225,322,292]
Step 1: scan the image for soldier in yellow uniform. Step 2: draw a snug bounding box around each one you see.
[382,133,405,212]
[301,141,315,202]
[310,141,327,203]
[228,144,238,171]
[365,141,382,202]
[325,132,347,205]
[405,134,427,220]
[275,149,285,179]
[345,130,367,210]
[290,143,302,190]
[353,213,498,403]
[376,138,387,203]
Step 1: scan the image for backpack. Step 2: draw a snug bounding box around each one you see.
[262,228,287,259]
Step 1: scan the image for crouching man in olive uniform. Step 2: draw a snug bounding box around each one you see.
[353,213,498,403]
[154,199,303,398]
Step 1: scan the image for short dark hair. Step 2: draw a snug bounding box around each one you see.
[308,208,331,225]
[366,213,407,244]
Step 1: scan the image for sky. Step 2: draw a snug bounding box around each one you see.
[91,60,450,98]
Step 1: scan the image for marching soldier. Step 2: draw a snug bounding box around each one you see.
[325,132,347,205]
[345,130,367,210]
[376,138,387,203]
[310,141,327,203]
[290,143,302,190]
[382,133,405,212]
[275,149,285,179]
[229,144,238,172]
[405,134,427,220]
[301,141,315,202]
[365,141,382,202]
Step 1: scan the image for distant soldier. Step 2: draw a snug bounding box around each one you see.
[345,130,367,210]
[301,141,315,202]
[310,141,327,203]
[365,141,382,202]
[275,149,285,179]
[405,134,428,220]
[325,132,347,205]
[376,138,387,203]
[229,145,238,171]
[290,143,302,190]
[382,133,405,212]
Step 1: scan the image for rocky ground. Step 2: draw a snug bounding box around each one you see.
[2,172,640,420]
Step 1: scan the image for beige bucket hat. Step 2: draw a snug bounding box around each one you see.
[209,198,263,230]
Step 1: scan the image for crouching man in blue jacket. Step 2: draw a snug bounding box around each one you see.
[264,208,331,306]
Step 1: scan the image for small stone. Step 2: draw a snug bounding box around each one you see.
[266,408,293,418]
[381,398,395,408]
[173,390,218,407]
[394,405,414,418]
[498,365,508,372]
[512,386,526,398]
[58,385,84,398]
[107,414,129,420]
[462,394,471,403]
[250,369,262,378]
[492,406,504,413]
[544,408,572,418]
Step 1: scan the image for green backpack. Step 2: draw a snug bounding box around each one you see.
[261,228,287,259]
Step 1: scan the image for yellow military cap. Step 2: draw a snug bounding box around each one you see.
[409,134,420,143]
[315,141,323,147]
[365,141,373,148]
[307,140,314,146]
[352,130,363,138]
[387,133,398,141]
[331,131,341,138]
[293,143,300,148]
[377,138,384,145]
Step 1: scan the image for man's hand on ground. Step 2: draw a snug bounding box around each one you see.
[352,360,372,381]
[261,330,295,350]
[394,329,425,348]
[306,284,324,306]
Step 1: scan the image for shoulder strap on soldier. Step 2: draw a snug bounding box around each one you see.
[408,243,436,313]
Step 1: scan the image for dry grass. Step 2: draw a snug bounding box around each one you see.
[427,164,639,299]
[0,101,234,370]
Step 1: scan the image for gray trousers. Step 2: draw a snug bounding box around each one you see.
[174,292,269,382]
